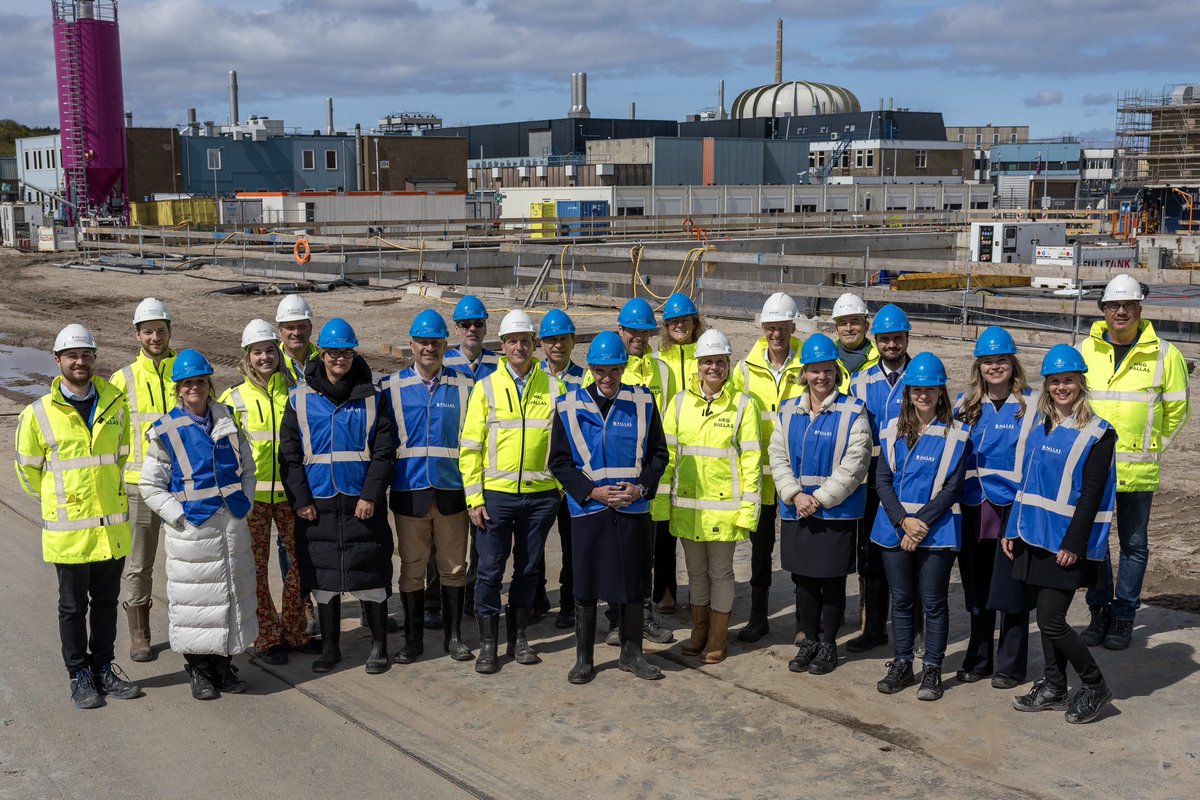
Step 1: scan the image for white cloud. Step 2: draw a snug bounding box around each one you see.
[1024,89,1063,107]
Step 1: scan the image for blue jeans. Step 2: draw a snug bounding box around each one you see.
[880,547,956,669]
[1086,491,1153,621]
[474,490,560,616]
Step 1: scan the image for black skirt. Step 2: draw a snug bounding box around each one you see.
[1010,539,1100,592]
[571,509,653,605]
[781,517,858,579]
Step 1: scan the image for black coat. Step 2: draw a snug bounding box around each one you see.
[279,356,396,592]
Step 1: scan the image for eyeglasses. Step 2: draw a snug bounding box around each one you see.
[323,349,355,361]
[457,320,485,329]
[666,318,692,327]
[1102,302,1139,312]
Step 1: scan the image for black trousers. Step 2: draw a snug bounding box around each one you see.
[651,520,676,604]
[747,504,778,590]
[793,574,846,644]
[535,497,574,610]
[1034,585,1104,689]
[56,557,124,675]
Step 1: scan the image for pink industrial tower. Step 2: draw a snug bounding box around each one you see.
[52,0,127,223]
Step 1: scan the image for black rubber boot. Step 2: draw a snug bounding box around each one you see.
[364,600,391,674]
[394,590,424,665]
[509,607,541,665]
[442,586,473,661]
[617,603,663,680]
[475,614,499,674]
[568,601,597,685]
[737,586,770,643]
[312,597,342,673]
[556,595,576,630]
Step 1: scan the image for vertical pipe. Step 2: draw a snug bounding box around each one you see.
[229,70,239,126]
[326,97,334,136]
[629,101,636,120]
[124,112,132,128]
[577,73,590,118]
[355,124,362,191]
[775,19,783,83]
[718,80,726,120]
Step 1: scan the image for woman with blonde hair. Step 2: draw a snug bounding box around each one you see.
[219,320,316,666]
[952,326,1037,690]
[871,352,972,702]
[140,350,258,700]
[1005,344,1115,724]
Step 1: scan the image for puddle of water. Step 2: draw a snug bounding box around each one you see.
[0,345,60,399]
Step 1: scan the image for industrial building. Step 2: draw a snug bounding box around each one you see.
[989,140,1118,210]
[1116,85,1200,233]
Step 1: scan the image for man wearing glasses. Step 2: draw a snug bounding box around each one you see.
[1079,274,1190,650]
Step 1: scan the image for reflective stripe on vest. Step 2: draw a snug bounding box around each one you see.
[445,348,499,381]
[851,364,906,457]
[30,396,129,527]
[559,385,652,516]
[1008,416,1115,560]
[777,394,867,521]
[871,419,969,549]
[955,389,1039,507]
[151,408,250,525]
[293,386,378,498]
[670,390,754,508]
[385,367,473,492]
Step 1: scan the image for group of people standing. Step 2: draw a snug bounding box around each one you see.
[17,273,1188,727]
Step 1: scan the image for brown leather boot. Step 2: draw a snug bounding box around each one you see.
[702,610,731,664]
[681,605,709,656]
[126,602,154,662]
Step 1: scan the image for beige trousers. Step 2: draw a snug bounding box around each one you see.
[681,539,738,614]
[122,486,163,606]
[395,508,469,592]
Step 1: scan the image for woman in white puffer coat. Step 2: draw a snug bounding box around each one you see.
[140,349,258,701]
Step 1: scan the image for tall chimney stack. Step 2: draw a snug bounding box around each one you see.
[775,19,783,83]
[569,72,591,119]
[630,101,636,120]
[326,97,334,135]
[229,70,239,126]
[718,80,726,120]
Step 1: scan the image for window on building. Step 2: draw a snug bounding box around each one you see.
[819,125,829,134]
[302,149,315,170]
[49,149,56,169]
[840,152,850,168]
[915,150,927,169]
[855,150,864,168]
[993,134,1000,144]
[809,152,816,168]
[866,150,875,168]
[206,149,221,170]
[34,151,42,170]
[957,133,965,143]
[23,151,30,171]
[325,149,337,170]
[975,134,982,146]
[1010,133,1018,143]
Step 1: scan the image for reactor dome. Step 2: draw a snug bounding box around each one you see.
[731,81,861,119]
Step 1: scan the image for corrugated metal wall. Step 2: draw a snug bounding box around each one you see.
[763,140,810,185]
[654,139,704,186]
[712,139,765,186]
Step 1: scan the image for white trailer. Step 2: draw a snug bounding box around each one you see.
[969,221,1066,264]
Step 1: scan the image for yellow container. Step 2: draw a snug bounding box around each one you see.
[529,201,557,239]
[129,201,158,226]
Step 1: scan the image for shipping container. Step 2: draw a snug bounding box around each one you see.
[530,201,557,238]
[556,199,610,237]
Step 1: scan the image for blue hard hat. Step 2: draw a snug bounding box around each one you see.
[1041,344,1088,377]
[587,331,629,366]
[171,349,214,382]
[452,295,488,322]
[662,293,699,321]
[800,333,840,366]
[317,318,359,349]
[905,352,948,387]
[617,297,657,331]
[974,326,1017,358]
[409,309,449,339]
[539,308,576,338]
[870,304,912,335]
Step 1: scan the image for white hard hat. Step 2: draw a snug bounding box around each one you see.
[54,324,97,353]
[694,328,733,358]
[276,294,314,323]
[132,297,171,326]
[241,318,281,349]
[497,309,536,339]
[831,292,870,320]
[1099,274,1145,306]
[760,292,799,324]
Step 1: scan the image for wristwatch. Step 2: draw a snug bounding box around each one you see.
[636,484,648,498]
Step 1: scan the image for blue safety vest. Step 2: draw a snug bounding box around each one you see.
[149,405,251,526]
[557,384,655,517]
[445,347,498,381]
[850,363,907,458]
[870,419,971,550]
[776,393,868,521]
[290,385,379,498]
[381,366,474,492]
[541,359,587,395]
[1004,416,1115,560]
[955,389,1040,507]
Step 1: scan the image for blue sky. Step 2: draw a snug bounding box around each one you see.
[2,0,1197,144]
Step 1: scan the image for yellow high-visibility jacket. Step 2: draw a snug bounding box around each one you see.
[732,336,804,504]
[1081,319,1191,492]
[15,376,132,564]
[110,349,176,485]
[655,341,697,403]
[837,339,881,391]
[663,377,763,542]
[282,342,320,384]
[219,372,291,504]
[586,350,676,520]
[460,359,561,509]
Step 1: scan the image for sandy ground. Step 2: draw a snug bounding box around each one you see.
[1,247,1199,799]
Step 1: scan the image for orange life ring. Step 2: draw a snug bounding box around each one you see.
[294,239,311,265]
